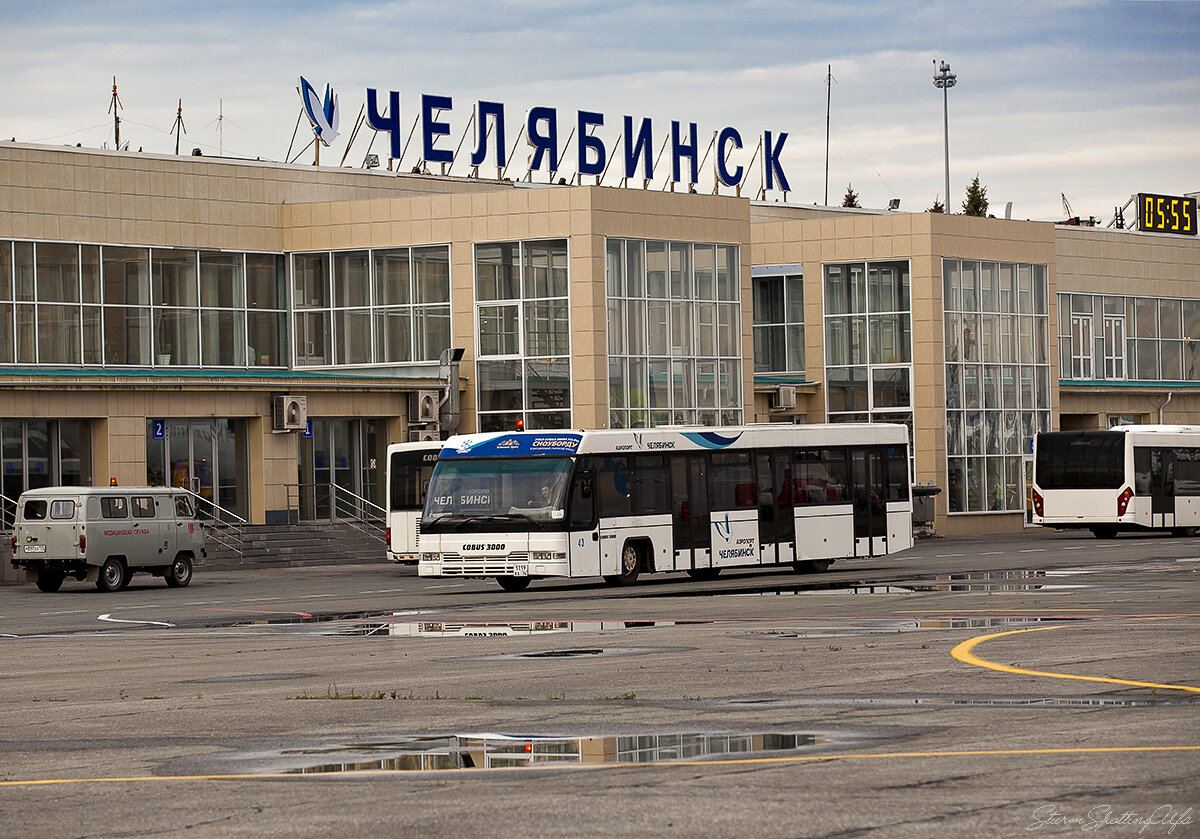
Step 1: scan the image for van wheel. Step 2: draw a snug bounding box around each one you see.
[604,542,642,586]
[35,570,65,593]
[165,554,193,588]
[496,575,531,592]
[793,559,832,574]
[96,558,127,592]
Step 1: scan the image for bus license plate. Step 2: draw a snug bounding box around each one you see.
[512,564,528,577]
[24,545,46,553]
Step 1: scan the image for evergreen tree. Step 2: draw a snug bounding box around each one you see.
[962,175,989,217]
[929,197,945,213]
[841,183,861,208]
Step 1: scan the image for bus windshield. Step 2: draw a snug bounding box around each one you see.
[1036,431,1126,490]
[389,447,439,511]
[423,457,574,532]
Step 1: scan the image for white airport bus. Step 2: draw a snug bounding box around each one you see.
[1032,425,1200,538]
[418,424,914,591]
[385,441,442,563]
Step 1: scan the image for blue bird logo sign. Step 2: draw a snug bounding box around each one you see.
[298,76,339,146]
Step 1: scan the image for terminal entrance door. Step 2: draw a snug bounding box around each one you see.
[147,419,244,521]
[297,419,381,521]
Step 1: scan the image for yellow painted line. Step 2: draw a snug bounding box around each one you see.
[2,745,1198,786]
[951,626,1200,694]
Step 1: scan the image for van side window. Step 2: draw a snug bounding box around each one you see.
[174,495,195,517]
[50,500,76,519]
[131,496,156,518]
[23,499,48,520]
[101,497,128,519]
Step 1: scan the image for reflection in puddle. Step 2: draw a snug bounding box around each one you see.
[756,570,1090,596]
[380,619,712,638]
[283,731,823,774]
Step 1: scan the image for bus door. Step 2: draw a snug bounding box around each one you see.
[757,452,792,564]
[1148,449,1175,529]
[566,467,601,577]
[851,449,888,556]
[671,455,711,571]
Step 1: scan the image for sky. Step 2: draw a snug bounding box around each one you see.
[3,0,1198,222]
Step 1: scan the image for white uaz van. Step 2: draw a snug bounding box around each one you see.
[12,486,207,592]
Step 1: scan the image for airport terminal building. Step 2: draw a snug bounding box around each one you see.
[1,140,1197,553]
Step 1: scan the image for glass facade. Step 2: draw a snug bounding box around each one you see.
[475,240,571,432]
[605,238,742,428]
[293,245,450,367]
[1,419,92,526]
[823,261,913,443]
[1058,292,1200,383]
[944,259,1051,514]
[0,241,286,368]
[752,268,805,375]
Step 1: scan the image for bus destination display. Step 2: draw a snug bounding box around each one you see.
[1137,193,1196,236]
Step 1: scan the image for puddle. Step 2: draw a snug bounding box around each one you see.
[745,570,1091,596]
[724,694,1195,708]
[281,731,824,774]
[744,615,1090,639]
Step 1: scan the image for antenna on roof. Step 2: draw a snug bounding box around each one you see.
[108,76,123,149]
[170,100,186,155]
[202,99,241,157]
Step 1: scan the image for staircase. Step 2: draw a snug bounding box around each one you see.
[202,520,387,570]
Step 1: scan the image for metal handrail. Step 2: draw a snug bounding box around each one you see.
[0,492,17,533]
[287,483,387,546]
[331,484,386,521]
[174,487,246,561]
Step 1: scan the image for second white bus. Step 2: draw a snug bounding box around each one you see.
[385,441,442,563]
[418,424,914,590]
[1032,425,1200,538]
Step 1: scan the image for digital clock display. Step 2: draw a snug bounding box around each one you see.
[1137,193,1196,236]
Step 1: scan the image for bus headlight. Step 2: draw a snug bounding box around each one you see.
[531,551,566,563]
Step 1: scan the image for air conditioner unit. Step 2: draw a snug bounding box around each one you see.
[411,425,440,443]
[771,386,797,410]
[410,389,439,424]
[272,395,308,431]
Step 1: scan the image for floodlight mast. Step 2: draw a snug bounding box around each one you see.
[933,60,957,213]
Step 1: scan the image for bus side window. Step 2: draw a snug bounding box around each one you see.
[1177,448,1200,495]
[1133,448,1152,495]
[597,456,632,517]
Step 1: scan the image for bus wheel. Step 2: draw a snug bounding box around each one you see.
[793,559,831,574]
[165,554,193,588]
[604,542,642,586]
[35,570,65,593]
[686,567,721,581]
[1090,526,1118,539]
[96,557,127,592]
[496,575,531,592]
